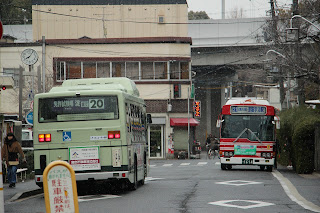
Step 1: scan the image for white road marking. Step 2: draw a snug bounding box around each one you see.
[272,170,320,212]
[216,180,263,186]
[197,162,208,166]
[145,177,164,182]
[78,194,120,202]
[163,164,173,167]
[180,163,191,166]
[215,162,221,165]
[149,165,156,167]
[209,200,275,209]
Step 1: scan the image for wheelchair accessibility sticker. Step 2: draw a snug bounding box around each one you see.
[63,131,72,141]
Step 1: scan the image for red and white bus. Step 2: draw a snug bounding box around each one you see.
[217,98,279,171]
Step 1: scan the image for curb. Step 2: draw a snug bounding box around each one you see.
[6,188,43,203]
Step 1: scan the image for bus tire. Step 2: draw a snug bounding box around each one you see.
[260,166,266,171]
[227,165,232,170]
[266,166,273,172]
[130,156,138,190]
[221,164,227,170]
[140,153,147,186]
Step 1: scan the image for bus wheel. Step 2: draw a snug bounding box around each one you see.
[221,164,227,170]
[260,166,266,171]
[130,157,138,190]
[227,165,232,170]
[140,155,147,186]
[266,166,273,172]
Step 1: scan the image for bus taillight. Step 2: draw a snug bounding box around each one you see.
[45,134,51,142]
[39,134,51,142]
[108,131,120,139]
[38,134,45,142]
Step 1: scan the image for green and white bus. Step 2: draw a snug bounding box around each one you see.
[33,78,150,190]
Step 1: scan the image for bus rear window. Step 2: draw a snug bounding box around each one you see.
[38,96,119,122]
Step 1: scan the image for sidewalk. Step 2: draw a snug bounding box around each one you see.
[276,164,320,208]
[3,179,42,203]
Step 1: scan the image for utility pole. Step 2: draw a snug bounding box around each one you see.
[292,0,305,105]
[270,0,285,108]
[19,66,24,121]
[42,36,46,93]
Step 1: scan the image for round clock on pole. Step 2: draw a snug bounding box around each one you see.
[21,48,39,65]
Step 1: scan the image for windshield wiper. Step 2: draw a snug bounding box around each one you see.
[233,128,261,143]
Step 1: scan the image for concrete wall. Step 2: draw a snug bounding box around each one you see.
[32,4,188,40]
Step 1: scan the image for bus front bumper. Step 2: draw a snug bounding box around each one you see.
[35,171,129,183]
[220,157,274,165]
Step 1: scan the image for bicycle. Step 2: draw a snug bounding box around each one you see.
[206,144,219,159]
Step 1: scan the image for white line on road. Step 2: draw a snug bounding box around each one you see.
[179,163,191,166]
[272,170,320,212]
[163,164,173,167]
[78,195,120,202]
[215,162,221,165]
[209,200,274,209]
[197,162,208,166]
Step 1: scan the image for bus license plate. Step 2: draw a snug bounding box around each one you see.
[242,159,253,165]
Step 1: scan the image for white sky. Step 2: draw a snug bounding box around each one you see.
[187,0,293,19]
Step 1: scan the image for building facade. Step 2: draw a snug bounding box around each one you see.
[30,0,193,159]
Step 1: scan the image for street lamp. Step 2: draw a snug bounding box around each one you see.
[263,49,286,72]
[266,49,286,60]
[286,15,320,42]
[264,50,289,109]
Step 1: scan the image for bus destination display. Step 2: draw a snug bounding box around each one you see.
[231,106,266,114]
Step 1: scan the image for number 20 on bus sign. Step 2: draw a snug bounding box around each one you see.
[193,101,201,118]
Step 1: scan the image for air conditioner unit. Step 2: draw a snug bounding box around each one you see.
[167,104,172,112]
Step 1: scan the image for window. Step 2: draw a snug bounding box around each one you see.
[141,62,154,79]
[126,62,139,80]
[112,62,125,77]
[83,62,97,78]
[39,96,119,122]
[180,62,189,79]
[158,16,164,23]
[154,62,167,79]
[170,61,179,79]
[221,115,275,141]
[56,62,66,82]
[97,62,110,78]
[67,62,81,79]
[54,59,189,82]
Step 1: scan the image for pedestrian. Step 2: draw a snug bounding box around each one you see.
[1,132,26,188]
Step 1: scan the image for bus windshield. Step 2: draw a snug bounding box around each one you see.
[221,115,275,141]
[38,96,119,122]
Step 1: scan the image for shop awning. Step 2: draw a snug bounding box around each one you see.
[170,118,200,127]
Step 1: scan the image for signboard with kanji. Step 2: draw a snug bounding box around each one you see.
[43,161,79,213]
[193,101,201,118]
[69,146,100,171]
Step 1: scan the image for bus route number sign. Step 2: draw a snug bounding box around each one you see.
[231,106,266,114]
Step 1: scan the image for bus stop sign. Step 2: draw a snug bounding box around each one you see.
[26,111,33,125]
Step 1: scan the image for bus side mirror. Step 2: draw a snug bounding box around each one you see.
[216,120,222,128]
[274,117,280,129]
[147,114,152,124]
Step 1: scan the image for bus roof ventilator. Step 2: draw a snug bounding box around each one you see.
[49,77,140,97]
